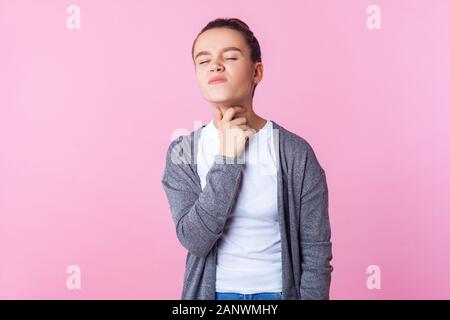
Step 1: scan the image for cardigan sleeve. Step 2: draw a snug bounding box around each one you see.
[299,143,334,299]
[161,136,245,258]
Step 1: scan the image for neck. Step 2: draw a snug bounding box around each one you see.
[212,102,267,133]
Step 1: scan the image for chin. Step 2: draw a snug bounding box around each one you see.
[205,93,235,104]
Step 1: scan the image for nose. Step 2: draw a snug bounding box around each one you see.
[210,63,224,72]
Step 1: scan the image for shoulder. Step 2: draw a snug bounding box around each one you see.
[272,120,325,175]
[164,125,204,165]
[272,120,318,157]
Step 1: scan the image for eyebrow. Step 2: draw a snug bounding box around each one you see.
[194,46,243,60]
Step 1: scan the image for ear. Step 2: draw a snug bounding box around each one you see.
[253,62,263,84]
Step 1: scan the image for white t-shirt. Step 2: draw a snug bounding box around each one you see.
[196,119,282,293]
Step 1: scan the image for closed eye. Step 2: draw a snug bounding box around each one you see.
[199,58,237,65]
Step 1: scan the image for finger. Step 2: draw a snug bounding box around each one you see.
[222,106,244,122]
[232,106,245,118]
[236,124,250,131]
[222,107,236,122]
[230,117,247,126]
[228,124,249,133]
[230,107,246,120]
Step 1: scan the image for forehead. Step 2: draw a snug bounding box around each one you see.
[194,28,247,57]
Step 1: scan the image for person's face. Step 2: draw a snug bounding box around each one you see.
[193,28,263,104]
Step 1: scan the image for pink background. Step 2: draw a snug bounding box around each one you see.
[1,0,449,299]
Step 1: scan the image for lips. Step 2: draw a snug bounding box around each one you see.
[208,76,227,85]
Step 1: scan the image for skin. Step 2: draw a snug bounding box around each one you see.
[193,27,267,158]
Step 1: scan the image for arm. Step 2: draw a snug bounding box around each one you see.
[299,145,333,299]
[161,136,244,258]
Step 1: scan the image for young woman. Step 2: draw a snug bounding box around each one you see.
[161,18,333,300]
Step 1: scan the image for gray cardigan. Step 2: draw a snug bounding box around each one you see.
[161,120,333,300]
